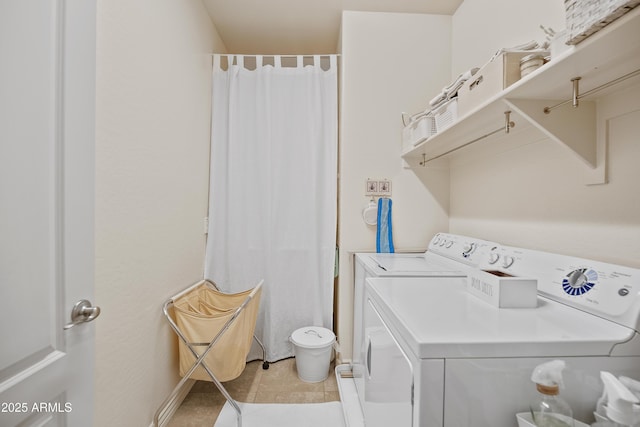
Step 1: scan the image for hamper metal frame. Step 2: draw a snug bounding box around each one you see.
[153,279,268,427]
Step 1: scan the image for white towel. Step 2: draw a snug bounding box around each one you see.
[429,67,479,107]
[429,92,447,107]
[489,39,540,61]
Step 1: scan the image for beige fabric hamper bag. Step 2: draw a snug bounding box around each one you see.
[172,280,262,382]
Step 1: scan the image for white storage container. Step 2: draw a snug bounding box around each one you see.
[433,98,458,132]
[457,51,547,118]
[290,326,335,383]
[402,114,436,151]
[516,412,589,427]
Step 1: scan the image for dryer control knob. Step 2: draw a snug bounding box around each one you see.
[562,268,597,296]
[488,252,500,265]
[502,256,515,268]
[445,241,454,248]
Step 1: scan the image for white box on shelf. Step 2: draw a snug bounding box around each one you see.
[457,51,547,118]
[467,269,538,308]
[402,114,436,151]
[433,98,457,132]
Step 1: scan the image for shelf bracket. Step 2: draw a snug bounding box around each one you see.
[504,110,515,133]
[505,98,606,185]
[572,77,581,108]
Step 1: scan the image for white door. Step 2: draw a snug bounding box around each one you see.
[0,0,97,426]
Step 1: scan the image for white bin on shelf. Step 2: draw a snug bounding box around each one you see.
[290,326,335,383]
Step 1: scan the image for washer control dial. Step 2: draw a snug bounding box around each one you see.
[488,252,500,265]
[462,243,476,257]
[502,256,515,268]
[562,268,598,296]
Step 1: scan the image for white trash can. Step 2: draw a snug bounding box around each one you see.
[290,326,335,383]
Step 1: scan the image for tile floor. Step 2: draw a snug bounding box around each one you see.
[167,358,339,427]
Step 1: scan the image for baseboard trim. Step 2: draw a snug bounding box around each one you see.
[150,379,195,427]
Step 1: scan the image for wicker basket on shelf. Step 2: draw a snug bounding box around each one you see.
[564,0,640,44]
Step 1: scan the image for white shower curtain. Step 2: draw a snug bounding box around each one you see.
[204,55,338,361]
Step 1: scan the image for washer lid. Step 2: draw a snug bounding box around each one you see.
[291,327,335,348]
[355,252,466,277]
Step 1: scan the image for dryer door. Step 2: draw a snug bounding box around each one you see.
[352,257,368,406]
[361,298,413,427]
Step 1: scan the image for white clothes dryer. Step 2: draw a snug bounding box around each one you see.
[355,245,640,427]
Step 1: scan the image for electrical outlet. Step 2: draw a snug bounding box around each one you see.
[365,178,392,197]
[378,179,392,196]
[365,179,378,196]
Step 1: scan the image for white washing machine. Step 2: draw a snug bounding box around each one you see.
[355,245,640,427]
[351,233,498,417]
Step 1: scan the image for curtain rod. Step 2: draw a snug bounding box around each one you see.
[207,53,340,57]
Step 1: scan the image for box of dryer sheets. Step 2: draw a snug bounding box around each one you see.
[467,269,538,308]
[457,50,547,118]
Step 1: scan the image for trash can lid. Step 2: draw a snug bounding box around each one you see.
[291,326,335,349]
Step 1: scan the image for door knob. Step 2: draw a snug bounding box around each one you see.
[64,299,101,330]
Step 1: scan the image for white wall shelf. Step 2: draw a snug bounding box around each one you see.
[402,6,640,185]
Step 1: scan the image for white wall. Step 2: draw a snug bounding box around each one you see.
[449,0,640,268]
[337,11,452,361]
[451,0,565,76]
[94,1,226,425]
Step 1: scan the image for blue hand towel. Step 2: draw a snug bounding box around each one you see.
[376,198,394,253]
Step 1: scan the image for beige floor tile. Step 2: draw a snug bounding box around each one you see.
[171,357,343,424]
[254,391,326,404]
[323,368,338,392]
[324,391,341,402]
[257,359,325,393]
[166,392,223,427]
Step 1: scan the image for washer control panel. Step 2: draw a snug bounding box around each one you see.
[484,245,525,272]
[428,233,497,267]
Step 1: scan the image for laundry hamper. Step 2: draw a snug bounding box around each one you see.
[153,279,268,427]
[173,282,262,382]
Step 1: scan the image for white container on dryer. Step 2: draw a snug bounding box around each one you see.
[291,326,335,383]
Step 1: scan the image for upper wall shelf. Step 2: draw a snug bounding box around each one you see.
[402,6,640,184]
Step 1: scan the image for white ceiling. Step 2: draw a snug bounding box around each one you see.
[202,0,464,54]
